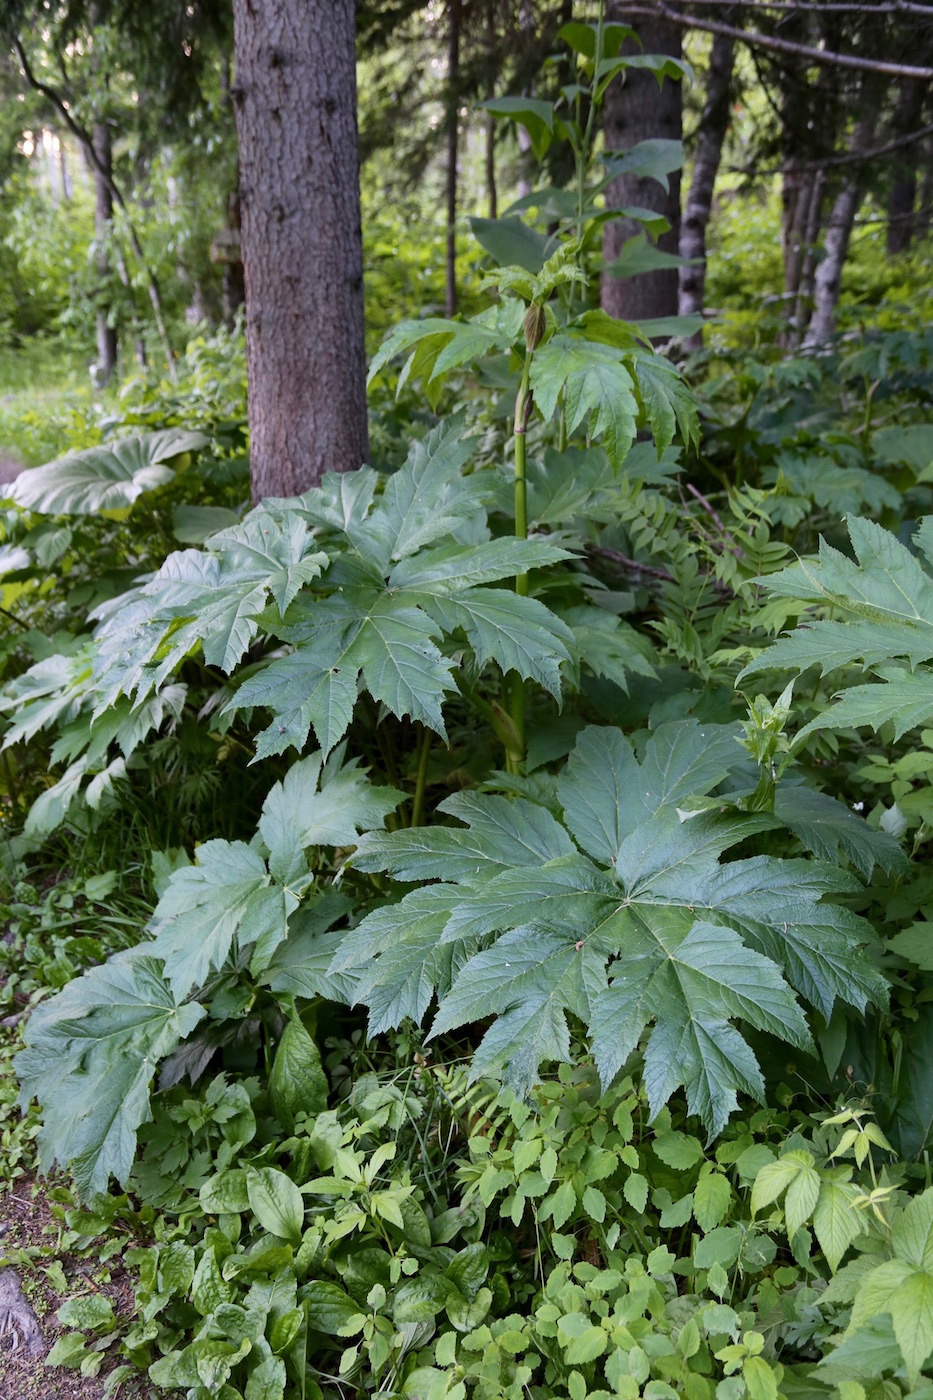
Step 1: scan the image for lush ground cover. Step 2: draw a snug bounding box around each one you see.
[3,37,933,1400]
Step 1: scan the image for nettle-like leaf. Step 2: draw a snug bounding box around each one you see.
[15,948,206,1196]
[150,751,402,993]
[741,516,933,740]
[91,507,328,707]
[9,429,208,515]
[530,337,639,471]
[224,421,573,758]
[341,720,887,1134]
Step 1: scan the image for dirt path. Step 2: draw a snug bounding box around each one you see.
[0,456,23,488]
[0,1183,151,1400]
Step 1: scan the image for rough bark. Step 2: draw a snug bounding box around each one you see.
[485,3,498,220]
[232,0,369,501]
[602,1,683,323]
[804,111,878,348]
[445,0,461,318]
[678,29,734,343]
[887,79,925,254]
[93,119,118,386]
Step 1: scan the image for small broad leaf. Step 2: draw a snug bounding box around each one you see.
[812,1177,864,1272]
[270,1018,329,1131]
[247,1167,305,1245]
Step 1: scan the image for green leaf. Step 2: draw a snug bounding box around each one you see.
[342,721,882,1137]
[693,1173,731,1232]
[258,751,401,882]
[892,1186,933,1270]
[605,233,694,279]
[774,787,906,879]
[270,1019,328,1131]
[305,1281,363,1334]
[260,895,357,1006]
[9,429,207,515]
[745,516,933,744]
[601,138,685,193]
[92,509,327,696]
[247,1168,304,1246]
[623,1173,648,1213]
[482,97,556,160]
[200,1169,252,1214]
[149,840,293,997]
[784,1161,821,1238]
[16,949,205,1197]
[530,338,638,471]
[57,1295,115,1331]
[470,216,551,272]
[812,1177,863,1272]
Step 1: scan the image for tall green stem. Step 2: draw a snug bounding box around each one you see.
[510,356,532,766]
[411,724,432,827]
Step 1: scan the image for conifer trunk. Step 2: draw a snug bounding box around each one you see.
[445,0,461,317]
[232,0,369,500]
[602,1,683,323]
[887,79,925,254]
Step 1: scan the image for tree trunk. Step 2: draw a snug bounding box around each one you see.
[918,136,933,239]
[678,29,734,344]
[794,167,826,340]
[445,0,461,318]
[232,0,369,501]
[59,136,72,200]
[485,3,497,220]
[887,79,925,255]
[601,1,683,323]
[804,111,878,349]
[93,119,118,386]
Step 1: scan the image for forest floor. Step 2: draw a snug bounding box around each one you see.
[0,1180,139,1399]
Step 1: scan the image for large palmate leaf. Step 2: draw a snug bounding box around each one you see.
[741,516,933,741]
[224,421,573,758]
[341,720,887,1134]
[9,430,208,515]
[530,337,639,470]
[149,840,297,996]
[91,508,328,706]
[258,750,402,883]
[15,949,205,1196]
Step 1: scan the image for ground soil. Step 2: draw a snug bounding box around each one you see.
[0,457,23,487]
[0,1181,151,1400]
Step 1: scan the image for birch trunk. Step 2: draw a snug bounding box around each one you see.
[804,112,878,349]
[93,120,118,386]
[232,0,369,500]
[678,29,734,344]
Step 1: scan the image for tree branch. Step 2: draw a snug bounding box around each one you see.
[623,2,933,78]
[12,33,178,381]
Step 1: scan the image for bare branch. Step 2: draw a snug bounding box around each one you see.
[686,0,933,15]
[623,2,933,78]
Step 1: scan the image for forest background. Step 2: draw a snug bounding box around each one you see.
[1,2,933,1399]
